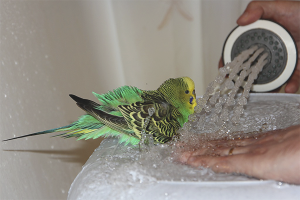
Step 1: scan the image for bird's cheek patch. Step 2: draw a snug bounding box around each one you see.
[189,96,194,104]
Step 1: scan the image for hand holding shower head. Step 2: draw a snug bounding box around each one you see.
[222,20,297,92]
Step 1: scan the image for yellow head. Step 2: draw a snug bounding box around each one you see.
[158,77,197,118]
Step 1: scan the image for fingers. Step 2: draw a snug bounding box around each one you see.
[214,146,251,156]
[181,145,254,158]
[177,125,300,184]
[218,57,224,69]
[237,1,300,26]
[176,134,270,159]
[178,151,194,163]
[285,64,300,93]
[177,127,298,164]
[178,146,300,184]
[237,1,266,26]
[207,134,266,147]
[180,153,257,176]
[237,1,284,26]
[177,134,276,162]
[178,147,270,180]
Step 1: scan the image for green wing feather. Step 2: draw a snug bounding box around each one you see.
[69,95,140,145]
[93,86,143,109]
[56,113,140,146]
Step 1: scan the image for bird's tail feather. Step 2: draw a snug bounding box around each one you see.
[3,94,141,146]
[2,124,73,142]
[3,114,140,146]
[2,114,102,142]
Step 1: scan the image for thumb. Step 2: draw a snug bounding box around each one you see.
[237,1,279,26]
[285,65,300,93]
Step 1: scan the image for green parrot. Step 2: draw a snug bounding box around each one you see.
[3,77,196,146]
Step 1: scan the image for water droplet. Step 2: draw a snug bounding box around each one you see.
[238,97,247,105]
[188,114,197,122]
[204,104,211,112]
[225,80,234,89]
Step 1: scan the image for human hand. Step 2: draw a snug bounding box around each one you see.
[219,1,300,93]
[176,125,300,185]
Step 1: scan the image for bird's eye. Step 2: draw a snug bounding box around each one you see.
[189,96,193,104]
[185,90,189,94]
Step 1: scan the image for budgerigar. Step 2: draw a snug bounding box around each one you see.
[3,77,196,146]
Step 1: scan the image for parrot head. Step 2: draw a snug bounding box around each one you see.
[180,77,197,114]
[158,77,197,117]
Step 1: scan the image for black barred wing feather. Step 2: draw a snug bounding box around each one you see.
[70,95,134,136]
[118,101,181,143]
[152,106,182,143]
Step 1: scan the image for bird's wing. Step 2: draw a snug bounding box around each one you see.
[70,94,132,134]
[69,94,140,145]
[118,101,181,143]
[93,86,143,110]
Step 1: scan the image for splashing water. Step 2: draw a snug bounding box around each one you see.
[193,45,268,124]
[68,47,300,199]
[180,45,273,139]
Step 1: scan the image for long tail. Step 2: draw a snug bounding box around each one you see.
[3,95,141,146]
[2,114,107,142]
[2,124,73,142]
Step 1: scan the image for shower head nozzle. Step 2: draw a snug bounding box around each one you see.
[222,20,297,92]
